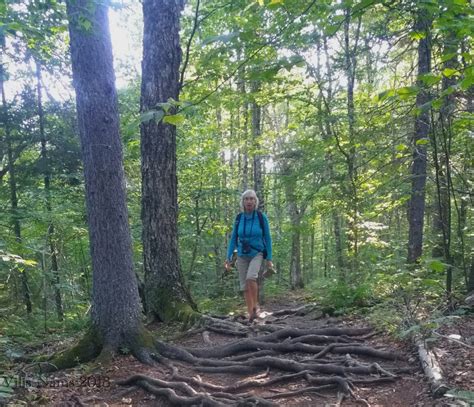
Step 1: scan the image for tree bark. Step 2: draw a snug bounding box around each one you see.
[66,0,143,350]
[141,0,196,322]
[407,9,432,264]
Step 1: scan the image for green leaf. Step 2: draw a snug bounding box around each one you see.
[415,138,429,145]
[157,102,173,113]
[325,15,345,36]
[201,32,238,46]
[79,17,92,32]
[432,98,443,109]
[376,89,395,102]
[163,114,185,125]
[460,52,472,63]
[419,73,441,86]
[140,110,164,124]
[422,279,439,287]
[397,86,418,99]
[395,144,408,151]
[428,260,445,273]
[352,0,378,15]
[140,111,156,124]
[440,52,457,63]
[442,68,459,78]
[460,76,474,90]
[410,31,426,40]
[269,0,284,5]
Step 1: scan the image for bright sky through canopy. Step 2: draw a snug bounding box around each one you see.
[108,2,142,88]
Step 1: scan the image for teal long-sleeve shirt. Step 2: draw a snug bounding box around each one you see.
[226,210,272,261]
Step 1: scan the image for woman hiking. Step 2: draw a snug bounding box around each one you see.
[224,189,273,322]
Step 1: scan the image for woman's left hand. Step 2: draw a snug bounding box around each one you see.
[266,260,273,269]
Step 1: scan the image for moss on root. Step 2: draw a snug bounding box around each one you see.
[149,292,200,327]
[37,324,158,372]
[130,324,156,350]
[38,327,102,372]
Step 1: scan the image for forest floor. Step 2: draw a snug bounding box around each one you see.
[4,291,474,406]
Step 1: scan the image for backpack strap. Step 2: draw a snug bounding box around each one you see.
[257,211,265,239]
[234,213,242,244]
[257,211,268,259]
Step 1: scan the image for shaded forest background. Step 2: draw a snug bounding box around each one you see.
[0,0,472,348]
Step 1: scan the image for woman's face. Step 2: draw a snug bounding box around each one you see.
[244,195,256,212]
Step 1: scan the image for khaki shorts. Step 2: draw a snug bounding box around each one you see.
[236,253,263,290]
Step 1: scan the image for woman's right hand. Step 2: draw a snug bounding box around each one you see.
[224,260,231,272]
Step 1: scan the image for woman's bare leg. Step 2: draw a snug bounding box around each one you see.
[244,280,253,319]
[245,279,259,320]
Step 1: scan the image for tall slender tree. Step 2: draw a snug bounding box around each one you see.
[35,57,64,321]
[343,7,361,269]
[407,8,432,264]
[251,80,264,210]
[141,0,196,322]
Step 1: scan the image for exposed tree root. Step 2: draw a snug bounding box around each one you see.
[117,374,277,406]
[115,315,413,406]
[25,303,416,406]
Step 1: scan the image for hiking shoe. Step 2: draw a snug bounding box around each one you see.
[249,307,259,323]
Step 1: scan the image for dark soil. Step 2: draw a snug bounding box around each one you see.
[5,294,474,406]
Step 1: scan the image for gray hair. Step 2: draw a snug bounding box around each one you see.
[239,189,259,212]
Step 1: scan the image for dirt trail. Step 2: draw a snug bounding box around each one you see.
[12,295,473,406]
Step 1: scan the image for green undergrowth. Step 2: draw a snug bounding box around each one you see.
[0,308,89,372]
[305,261,471,339]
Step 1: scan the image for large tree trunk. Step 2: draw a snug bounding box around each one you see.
[35,58,64,321]
[0,38,32,314]
[141,0,196,322]
[66,0,144,354]
[407,9,432,264]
